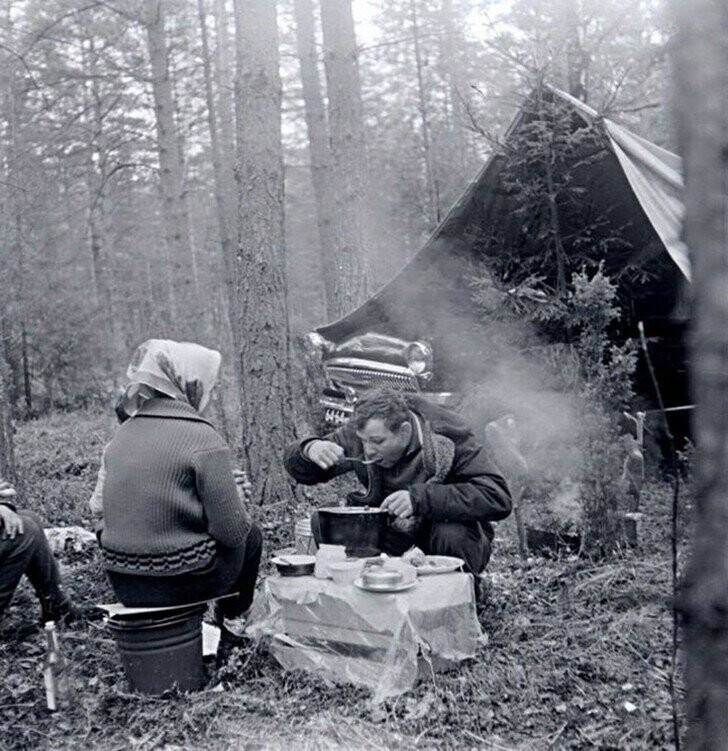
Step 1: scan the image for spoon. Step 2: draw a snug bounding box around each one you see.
[343,456,378,465]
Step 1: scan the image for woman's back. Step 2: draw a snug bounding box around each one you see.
[101,397,247,576]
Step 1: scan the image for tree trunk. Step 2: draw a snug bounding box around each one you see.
[293,0,338,319]
[411,0,439,225]
[537,87,568,292]
[83,33,118,370]
[198,0,235,301]
[198,0,243,406]
[440,0,467,175]
[143,0,194,335]
[213,0,238,258]
[0,348,15,481]
[9,102,28,416]
[319,0,370,318]
[20,327,30,413]
[557,0,589,102]
[671,1,728,747]
[232,0,296,507]
[209,0,244,413]
[214,0,236,175]
[1,27,26,419]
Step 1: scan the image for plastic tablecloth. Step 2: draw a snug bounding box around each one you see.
[247,572,482,700]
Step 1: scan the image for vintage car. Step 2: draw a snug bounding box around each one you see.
[309,331,457,425]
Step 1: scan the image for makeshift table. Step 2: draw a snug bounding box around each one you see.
[247,572,483,700]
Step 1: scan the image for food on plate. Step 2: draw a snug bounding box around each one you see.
[401,551,464,574]
[402,547,427,567]
[322,506,385,514]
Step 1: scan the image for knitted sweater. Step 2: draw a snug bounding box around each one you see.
[100,398,251,576]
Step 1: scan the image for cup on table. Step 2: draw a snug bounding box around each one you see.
[328,559,365,585]
[314,544,346,579]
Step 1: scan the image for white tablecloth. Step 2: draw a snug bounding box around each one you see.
[247,572,482,699]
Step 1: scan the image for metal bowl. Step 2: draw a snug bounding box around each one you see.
[271,554,316,577]
[361,568,403,588]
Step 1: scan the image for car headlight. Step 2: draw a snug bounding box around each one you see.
[405,342,433,376]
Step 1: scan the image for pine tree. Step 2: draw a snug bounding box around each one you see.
[672,0,728,746]
[232,0,297,507]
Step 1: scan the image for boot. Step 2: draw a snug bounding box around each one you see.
[214,607,252,668]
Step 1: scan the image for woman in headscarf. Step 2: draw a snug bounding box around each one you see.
[97,339,262,642]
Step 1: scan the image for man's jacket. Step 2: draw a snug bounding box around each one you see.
[284,395,512,539]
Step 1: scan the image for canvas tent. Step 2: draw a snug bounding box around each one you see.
[315,86,688,398]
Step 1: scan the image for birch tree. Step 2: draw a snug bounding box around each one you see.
[671,1,728,747]
[232,0,296,506]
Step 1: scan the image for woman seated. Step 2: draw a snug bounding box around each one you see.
[97,339,261,644]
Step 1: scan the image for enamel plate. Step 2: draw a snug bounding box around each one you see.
[353,577,417,593]
[414,555,464,576]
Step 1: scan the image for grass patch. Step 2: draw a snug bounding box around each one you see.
[0,411,684,750]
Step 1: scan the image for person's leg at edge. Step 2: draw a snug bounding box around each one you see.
[424,521,491,605]
[0,511,70,623]
[214,523,262,659]
[424,521,492,604]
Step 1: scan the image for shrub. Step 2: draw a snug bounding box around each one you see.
[469,263,637,554]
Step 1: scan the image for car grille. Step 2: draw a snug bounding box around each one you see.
[325,365,419,392]
[324,407,350,426]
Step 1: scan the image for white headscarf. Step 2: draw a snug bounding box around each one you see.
[121,339,222,417]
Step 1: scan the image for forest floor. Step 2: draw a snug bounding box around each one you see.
[0,410,687,750]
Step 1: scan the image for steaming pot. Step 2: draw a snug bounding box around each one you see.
[317,506,387,557]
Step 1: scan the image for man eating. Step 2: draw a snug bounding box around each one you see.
[284,388,512,577]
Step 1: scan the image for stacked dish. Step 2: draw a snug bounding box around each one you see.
[354,567,417,593]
